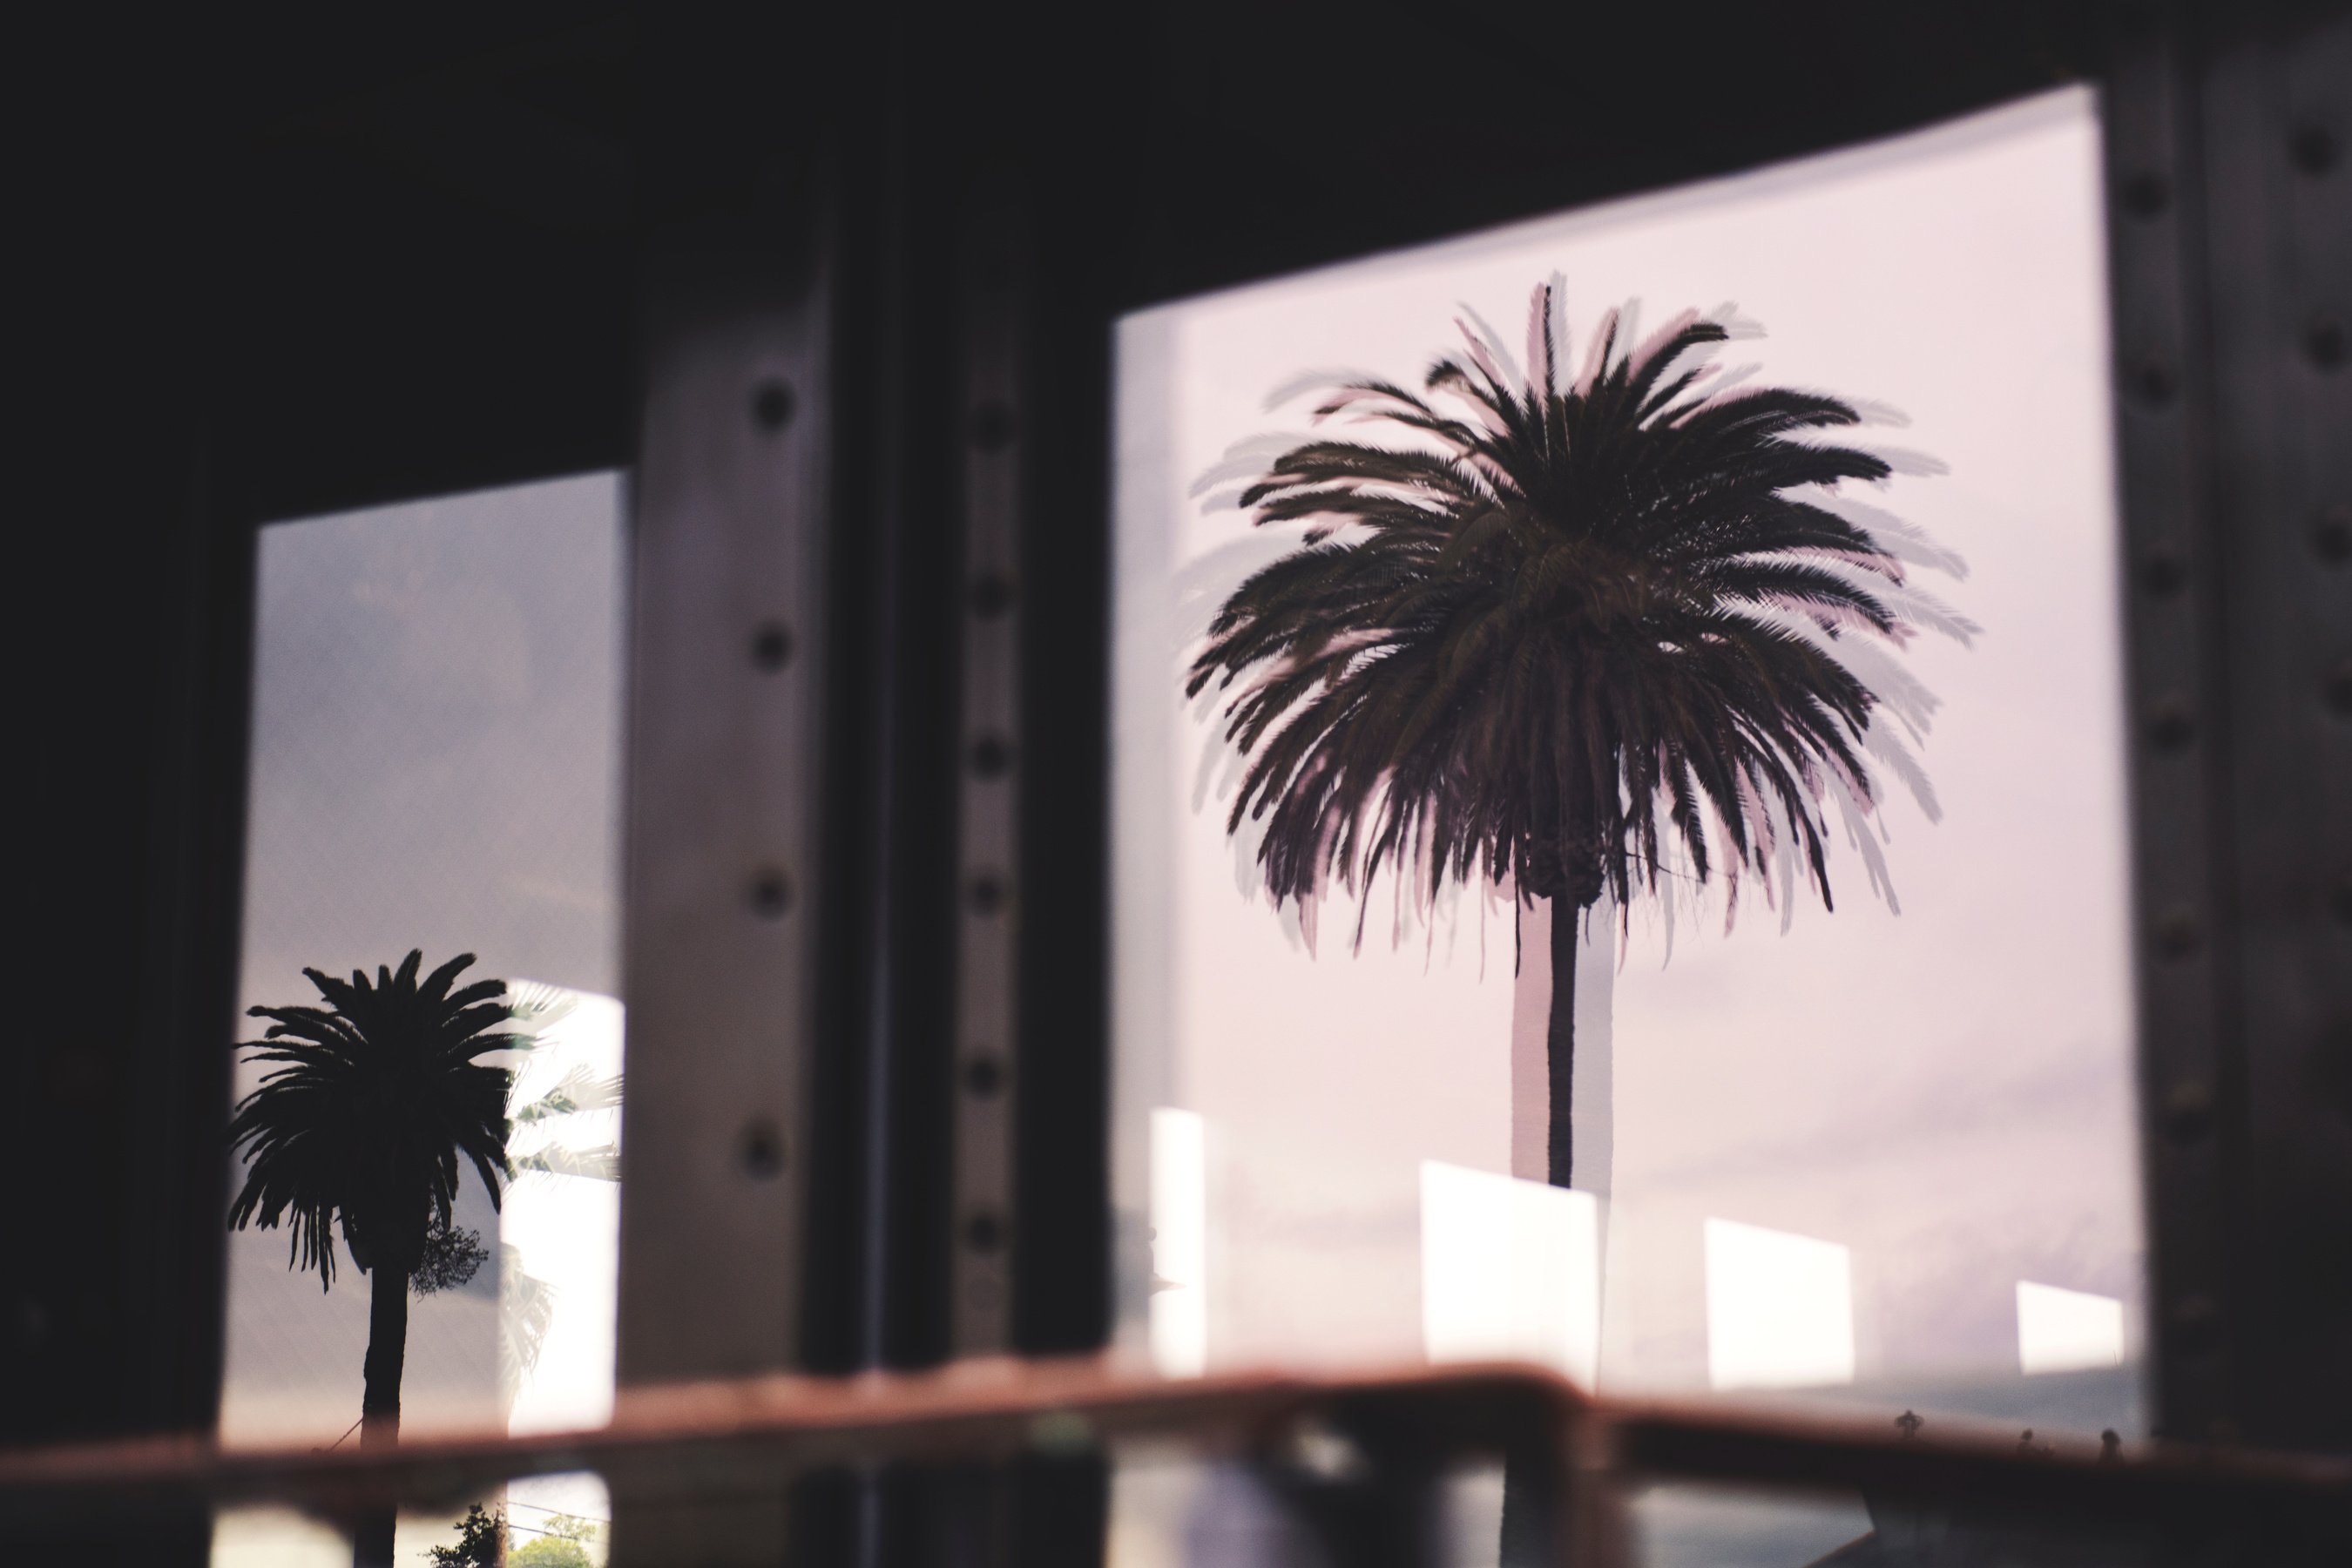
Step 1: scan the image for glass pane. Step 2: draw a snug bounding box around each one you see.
[220,473,627,1470]
[1112,89,2144,1436]
[211,1472,611,1568]
[1621,1478,2200,1568]
[185,1450,2321,1568]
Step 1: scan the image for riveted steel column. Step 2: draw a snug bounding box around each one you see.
[2105,0,2352,1450]
[952,179,1029,1357]
[2100,0,2240,1446]
[2193,0,2352,1450]
[612,199,834,1565]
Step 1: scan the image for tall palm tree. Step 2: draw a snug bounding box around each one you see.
[1188,281,1962,1192]
[228,950,522,1565]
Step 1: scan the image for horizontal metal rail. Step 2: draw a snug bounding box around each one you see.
[3,1361,2342,1533]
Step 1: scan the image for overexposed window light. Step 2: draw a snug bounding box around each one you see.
[1420,1162,1600,1387]
[501,986,625,1436]
[1704,1219,1855,1391]
[2015,1281,2126,1375]
[1150,1108,1207,1377]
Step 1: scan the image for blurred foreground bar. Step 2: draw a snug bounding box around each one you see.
[3,1362,2344,1565]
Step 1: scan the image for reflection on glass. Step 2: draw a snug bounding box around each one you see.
[1109,1442,1514,1568]
[1628,1483,1876,1568]
[217,475,625,1565]
[1113,87,2142,1438]
[211,1475,611,1568]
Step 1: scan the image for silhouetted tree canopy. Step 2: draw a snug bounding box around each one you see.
[1189,282,1965,944]
[227,950,522,1290]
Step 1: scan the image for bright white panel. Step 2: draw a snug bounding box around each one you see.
[1419,1161,1600,1386]
[501,988,625,1436]
[1703,1219,1855,1391]
[1151,1107,1208,1376]
[2015,1280,2126,1375]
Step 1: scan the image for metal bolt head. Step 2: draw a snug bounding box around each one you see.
[2141,543,2187,595]
[969,870,1009,916]
[970,402,1017,451]
[2324,660,2352,716]
[751,378,795,430]
[2289,123,2336,175]
[751,870,793,919]
[970,573,1016,618]
[2162,1078,2214,1141]
[2131,355,2177,404]
[970,733,1013,779]
[2316,504,2352,564]
[2119,171,2170,216]
[2308,314,2347,369]
[2146,696,2195,752]
[740,1119,786,1179]
[751,622,793,671]
[2153,905,2201,957]
[963,1053,1006,1097]
[964,1211,1004,1252]
[2172,1293,2221,1354]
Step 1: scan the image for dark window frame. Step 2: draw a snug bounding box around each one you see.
[10,8,2346,1556]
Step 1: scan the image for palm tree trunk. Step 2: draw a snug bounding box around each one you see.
[1545,896,1578,1191]
[352,1264,409,1567]
[1505,893,1599,1568]
[1501,895,1585,1568]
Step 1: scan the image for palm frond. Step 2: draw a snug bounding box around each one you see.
[1188,286,1964,940]
[226,950,517,1288]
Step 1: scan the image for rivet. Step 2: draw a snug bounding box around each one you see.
[2308,314,2347,368]
[740,1119,786,1179]
[2162,1079,2214,1141]
[2153,905,2201,957]
[970,402,1017,451]
[751,379,795,430]
[2289,124,2336,175]
[2119,171,2170,216]
[963,1053,1006,1097]
[2172,1293,2220,1354]
[2141,543,2187,595]
[751,622,793,671]
[2131,355,2177,404]
[2324,661,2352,715]
[751,870,793,919]
[2316,504,2352,563]
[969,871,1009,916]
[964,1211,1004,1252]
[970,573,1017,618]
[970,734,1013,779]
[2146,696,2195,751]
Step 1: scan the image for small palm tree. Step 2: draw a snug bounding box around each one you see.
[1189,282,1961,1190]
[228,950,522,1565]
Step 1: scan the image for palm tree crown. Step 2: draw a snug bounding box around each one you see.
[228,950,521,1289]
[1188,282,1964,939]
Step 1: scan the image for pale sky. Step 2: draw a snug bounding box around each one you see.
[1112,87,2145,1436]
[210,90,2148,1565]
[219,476,625,1563]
